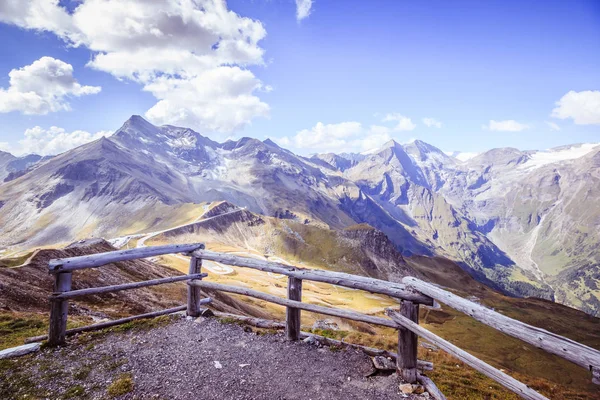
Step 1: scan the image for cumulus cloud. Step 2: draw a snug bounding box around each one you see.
[545,121,561,131]
[295,0,313,21]
[551,90,600,125]
[0,0,269,135]
[0,57,101,115]
[2,126,112,156]
[382,113,416,131]
[482,120,529,132]
[422,117,442,128]
[144,67,270,132]
[0,0,76,41]
[276,122,393,154]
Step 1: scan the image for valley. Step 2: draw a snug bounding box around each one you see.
[1,115,598,317]
[2,202,599,398]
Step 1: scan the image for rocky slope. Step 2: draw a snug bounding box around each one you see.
[0,115,598,316]
[327,141,600,314]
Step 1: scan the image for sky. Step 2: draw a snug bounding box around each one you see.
[0,0,599,157]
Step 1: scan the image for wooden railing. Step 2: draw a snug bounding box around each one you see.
[38,243,600,400]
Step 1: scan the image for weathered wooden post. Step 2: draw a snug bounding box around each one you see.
[397,300,419,383]
[286,277,302,340]
[48,271,72,346]
[187,248,204,317]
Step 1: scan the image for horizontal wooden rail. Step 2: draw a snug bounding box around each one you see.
[28,304,208,343]
[49,243,205,273]
[403,277,600,382]
[193,249,433,305]
[50,273,207,300]
[386,309,548,400]
[190,280,398,328]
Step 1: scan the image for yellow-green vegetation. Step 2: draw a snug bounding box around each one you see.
[150,238,600,398]
[63,385,85,399]
[0,311,91,351]
[0,312,46,350]
[508,267,544,288]
[0,358,41,399]
[0,252,33,268]
[120,202,207,236]
[302,326,592,400]
[107,373,134,397]
[73,365,93,380]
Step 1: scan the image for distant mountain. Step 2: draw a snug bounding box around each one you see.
[0,115,598,316]
[0,150,44,183]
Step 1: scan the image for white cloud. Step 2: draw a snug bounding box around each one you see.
[551,90,600,125]
[276,122,393,154]
[144,66,269,133]
[295,0,313,21]
[482,120,529,132]
[0,0,76,41]
[422,117,442,128]
[0,0,269,135]
[545,121,560,131]
[0,57,100,115]
[382,113,416,131]
[2,126,112,156]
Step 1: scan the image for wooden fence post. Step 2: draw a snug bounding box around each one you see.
[48,271,72,346]
[187,255,203,317]
[397,300,419,383]
[286,277,302,340]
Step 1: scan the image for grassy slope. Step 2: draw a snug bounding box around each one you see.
[3,205,600,399]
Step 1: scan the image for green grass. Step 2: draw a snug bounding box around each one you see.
[63,385,86,399]
[0,312,46,350]
[107,373,134,397]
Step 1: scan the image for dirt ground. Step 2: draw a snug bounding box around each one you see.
[1,315,430,399]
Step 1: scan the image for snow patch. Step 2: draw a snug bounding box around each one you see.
[445,151,480,162]
[519,143,599,170]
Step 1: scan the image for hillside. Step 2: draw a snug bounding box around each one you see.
[0,238,269,350]
[0,115,599,318]
[143,205,600,397]
[2,207,600,398]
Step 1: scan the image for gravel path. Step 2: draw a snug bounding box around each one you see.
[2,315,427,399]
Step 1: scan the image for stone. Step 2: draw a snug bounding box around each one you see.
[312,319,339,331]
[303,336,318,345]
[372,356,395,370]
[412,384,425,394]
[0,342,41,360]
[399,383,414,394]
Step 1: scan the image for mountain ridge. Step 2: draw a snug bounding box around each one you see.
[1,115,598,316]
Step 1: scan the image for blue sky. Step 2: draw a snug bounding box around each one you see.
[0,0,599,156]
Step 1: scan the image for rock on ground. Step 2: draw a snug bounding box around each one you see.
[1,316,431,399]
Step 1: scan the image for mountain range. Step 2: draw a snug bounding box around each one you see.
[1,115,599,316]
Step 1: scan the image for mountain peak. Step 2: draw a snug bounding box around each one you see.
[123,115,156,129]
[381,139,401,149]
[263,138,280,148]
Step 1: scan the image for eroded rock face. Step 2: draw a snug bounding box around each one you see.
[0,115,599,316]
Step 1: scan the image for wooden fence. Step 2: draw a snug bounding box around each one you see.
[37,243,600,400]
